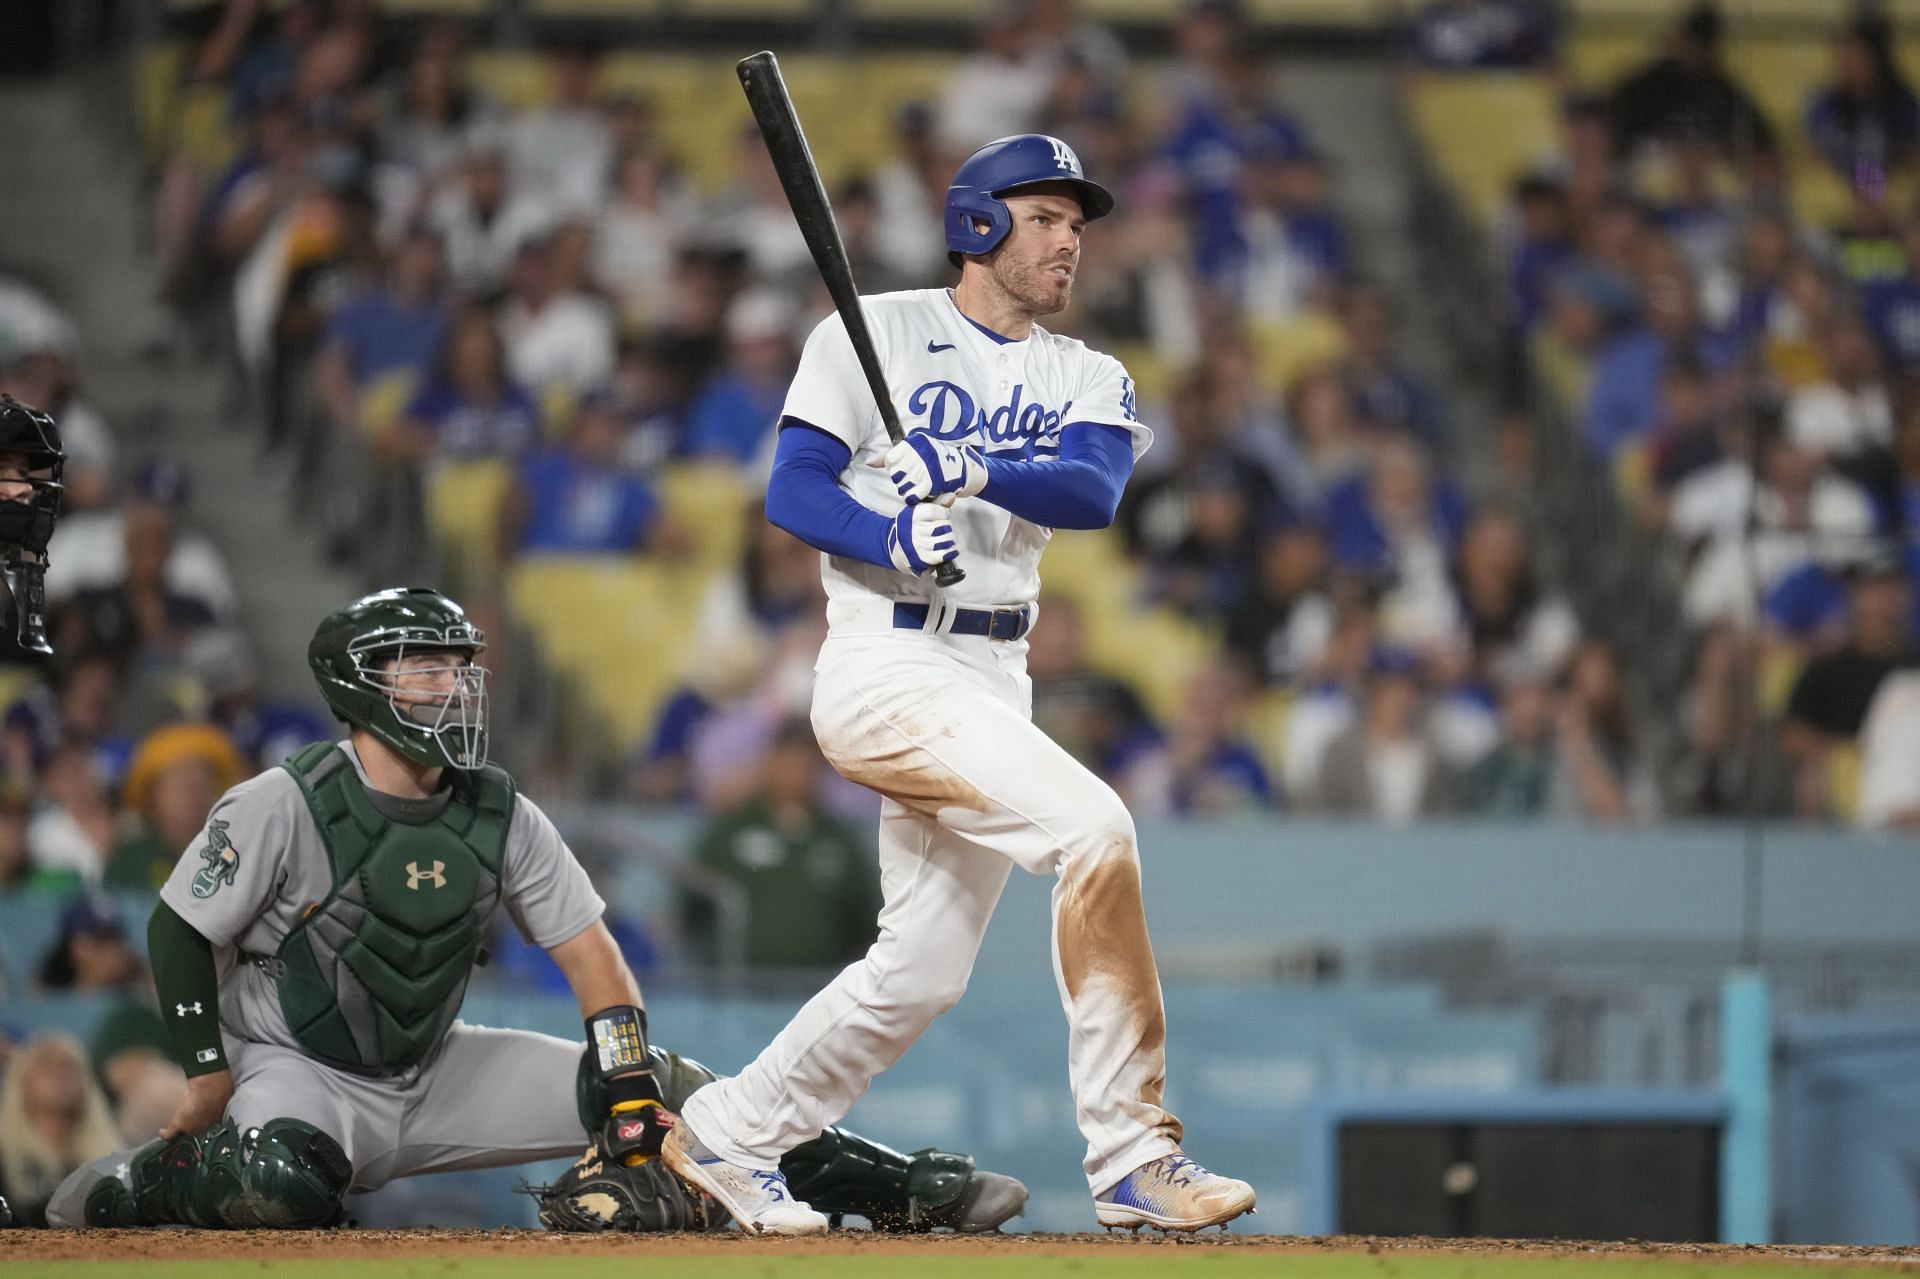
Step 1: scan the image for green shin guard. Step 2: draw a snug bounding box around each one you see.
[779,1127,976,1232]
[98,1118,352,1229]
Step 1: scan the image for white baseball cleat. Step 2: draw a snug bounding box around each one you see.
[663,1121,830,1236]
[1093,1150,1256,1232]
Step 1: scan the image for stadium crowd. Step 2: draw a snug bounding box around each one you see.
[5,0,1920,1002]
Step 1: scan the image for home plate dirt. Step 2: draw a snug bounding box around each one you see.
[7,1230,1920,1272]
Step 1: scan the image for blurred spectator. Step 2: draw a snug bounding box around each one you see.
[1029,594,1156,778]
[0,347,113,515]
[1120,367,1282,614]
[1715,212,1796,345]
[1672,424,1876,627]
[1408,0,1549,71]
[0,1031,121,1227]
[392,304,540,463]
[499,392,663,558]
[1554,639,1655,822]
[1656,138,1741,288]
[1337,284,1446,451]
[372,23,495,223]
[1778,549,1916,819]
[681,718,879,969]
[713,127,814,287]
[594,145,695,329]
[1609,3,1777,169]
[27,743,117,887]
[1467,678,1556,816]
[1502,174,1575,340]
[1026,0,1130,90]
[1312,650,1460,821]
[310,226,448,440]
[428,139,555,295]
[182,627,333,773]
[1856,666,1920,828]
[1164,46,1312,286]
[936,6,1057,152]
[1224,522,1334,687]
[1117,663,1273,817]
[1786,314,1892,461]
[1277,366,1366,503]
[1640,354,1722,501]
[1585,260,1736,459]
[36,896,143,992]
[1324,436,1468,646]
[1862,218,1920,371]
[57,485,222,669]
[870,102,953,287]
[498,234,616,411]
[0,786,46,892]
[1239,149,1348,324]
[1445,506,1579,690]
[507,44,613,216]
[104,723,248,891]
[46,456,239,623]
[97,1047,186,1146]
[1804,16,1920,189]
[683,291,799,465]
[3,651,124,785]
[637,518,823,805]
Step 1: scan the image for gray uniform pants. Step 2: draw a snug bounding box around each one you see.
[227,1022,718,1193]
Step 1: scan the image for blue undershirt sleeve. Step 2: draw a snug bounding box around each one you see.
[764,418,895,569]
[978,422,1136,530]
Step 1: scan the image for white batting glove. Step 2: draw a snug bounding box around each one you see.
[874,434,988,506]
[885,502,959,575]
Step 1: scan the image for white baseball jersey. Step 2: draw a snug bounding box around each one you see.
[782,288,1153,610]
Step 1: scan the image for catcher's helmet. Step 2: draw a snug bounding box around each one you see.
[308,587,489,771]
[943,134,1114,267]
[0,394,65,657]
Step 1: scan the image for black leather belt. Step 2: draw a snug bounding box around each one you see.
[892,602,1031,641]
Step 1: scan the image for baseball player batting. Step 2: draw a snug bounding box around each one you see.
[44,587,1024,1233]
[664,134,1256,1234]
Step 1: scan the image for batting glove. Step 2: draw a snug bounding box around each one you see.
[886,502,959,574]
[876,434,988,505]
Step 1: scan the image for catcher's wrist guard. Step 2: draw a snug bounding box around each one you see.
[585,1005,672,1164]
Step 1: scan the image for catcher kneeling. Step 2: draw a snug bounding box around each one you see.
[48,589,1024,1235]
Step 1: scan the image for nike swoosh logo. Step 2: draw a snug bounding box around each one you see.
[927,341,955,353]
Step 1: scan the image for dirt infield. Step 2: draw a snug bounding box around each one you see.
[6,1230,1920,1269]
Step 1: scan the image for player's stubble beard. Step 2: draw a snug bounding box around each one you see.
[983,241,1077,319]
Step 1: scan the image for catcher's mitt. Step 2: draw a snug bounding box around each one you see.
[525,1143,731,1234]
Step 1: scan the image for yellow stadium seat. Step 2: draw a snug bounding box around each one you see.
[506,556,711,751]
[1249,311,1346,398]
[358,369,420,445]
[1826,740,1863,824]
[655,462,754,570]
[1243,687,1293,787]
[1402,72,1560,228]
[1093,606,1219,726]
[426,459,512,588]
[134,44,185,162]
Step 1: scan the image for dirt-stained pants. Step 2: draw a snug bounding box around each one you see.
[680,630,1182,1192]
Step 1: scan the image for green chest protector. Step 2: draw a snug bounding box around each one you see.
[274,743,515,1075]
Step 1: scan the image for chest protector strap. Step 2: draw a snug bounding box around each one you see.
[274,743,514,1075]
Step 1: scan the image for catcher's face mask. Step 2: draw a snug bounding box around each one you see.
[358,642,490,771]
[0,396,66,658]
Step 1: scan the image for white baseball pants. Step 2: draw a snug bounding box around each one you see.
[679,627,1183,1192]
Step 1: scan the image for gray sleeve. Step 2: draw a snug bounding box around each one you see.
[157,769,305,949]
[501,794,605,949]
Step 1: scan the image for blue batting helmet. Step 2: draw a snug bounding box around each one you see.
[944,134,1115,266]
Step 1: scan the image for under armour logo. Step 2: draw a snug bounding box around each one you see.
[1048,136,1080,174]
[406,860,447,890]
[176,1002,203,1016]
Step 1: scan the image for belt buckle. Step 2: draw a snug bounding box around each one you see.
[992,607,1023,640]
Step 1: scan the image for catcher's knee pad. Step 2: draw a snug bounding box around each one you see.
[129,1117,352,1229]
[780,1127,978,1232]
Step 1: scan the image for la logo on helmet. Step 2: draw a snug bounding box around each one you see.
[1048,137,1080,174]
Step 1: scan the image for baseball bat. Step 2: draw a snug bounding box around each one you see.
[736,50,965,587]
